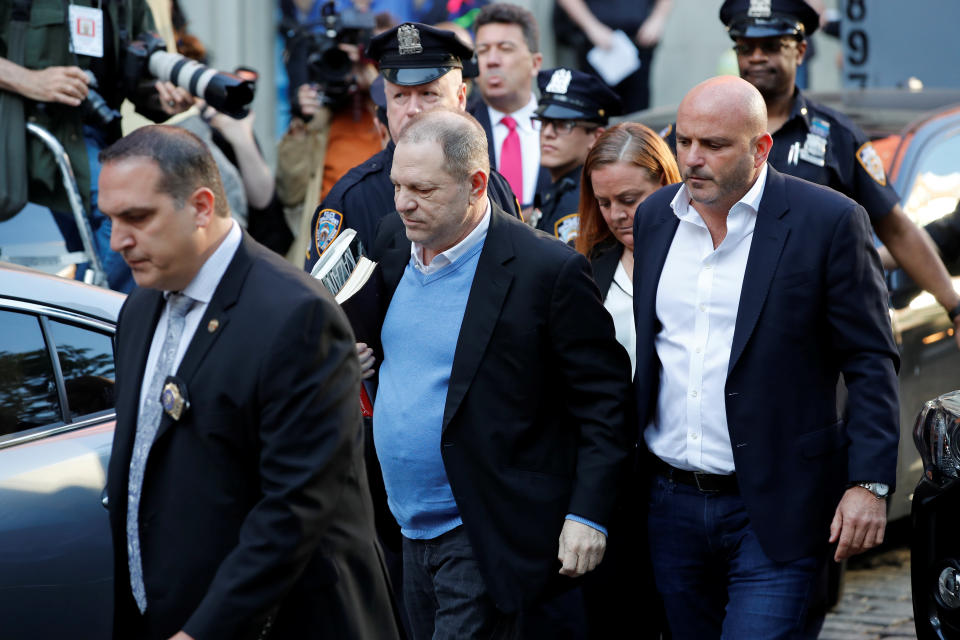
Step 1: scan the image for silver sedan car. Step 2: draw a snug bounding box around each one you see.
[0,262,123,639]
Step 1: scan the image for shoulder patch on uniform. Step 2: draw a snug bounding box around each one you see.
[554,213,580,244]
[314,208,344,257]
[855,142,887,186]
[658,123,672,139]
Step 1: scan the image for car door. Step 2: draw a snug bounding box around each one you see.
[0,301,116,640]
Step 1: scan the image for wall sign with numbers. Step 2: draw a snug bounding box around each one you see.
[842,0,960,89]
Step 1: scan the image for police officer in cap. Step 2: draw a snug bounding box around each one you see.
[720,0,960,345]
[532,68,621,243]
[304,23,520,271]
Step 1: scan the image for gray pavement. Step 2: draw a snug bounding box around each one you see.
[821,547,916,639]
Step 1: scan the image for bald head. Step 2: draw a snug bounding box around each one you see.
[674,76,773,215]
[679,76,768,139]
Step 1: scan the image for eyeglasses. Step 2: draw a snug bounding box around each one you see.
[535,118,599,136]
[732,38,798,56]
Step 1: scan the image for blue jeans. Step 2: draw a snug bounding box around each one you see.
[402,526,519,640]
[52,126,134,293]
[647,473,820,640]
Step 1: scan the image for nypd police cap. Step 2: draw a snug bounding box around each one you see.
[535,68,623,125]
[720,0,819,40]
[367,22,473,86]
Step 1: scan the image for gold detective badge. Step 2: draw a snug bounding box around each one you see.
[161,378,189,421]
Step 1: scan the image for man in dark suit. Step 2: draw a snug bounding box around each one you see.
[632,76,899,639]
[370,107,631,638]
[469,3,551,213]
[99,125,399,640]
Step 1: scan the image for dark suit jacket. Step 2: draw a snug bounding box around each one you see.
[468,96,551,208]
[372,205,632,613]
[588,239,624,297]
[633,167,900,563]
[107,233,399,640]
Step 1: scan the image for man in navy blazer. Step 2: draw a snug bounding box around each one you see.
[632,77,899,639]
[100,126,399,640]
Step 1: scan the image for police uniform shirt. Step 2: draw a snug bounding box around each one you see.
[304,141,522,271]
[535,165,582,244]
[768,89,899,222]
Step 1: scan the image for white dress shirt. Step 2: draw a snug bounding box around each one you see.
[138,220,242,414]
[488,95,541,206]
[603,259,636,376]
[411,203,491,275]
[644,164,768,474]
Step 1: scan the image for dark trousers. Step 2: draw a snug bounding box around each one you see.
[647,473,820,640]
[402,526,519,640]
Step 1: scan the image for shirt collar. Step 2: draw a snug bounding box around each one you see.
[670,163,769,224]
[411,202,491,273]
[168,219,242,303]
[488,94,540,133]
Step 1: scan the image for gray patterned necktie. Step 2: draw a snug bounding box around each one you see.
[126,293,195,613]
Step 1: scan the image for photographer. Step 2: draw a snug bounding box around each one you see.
[276,0,388,262]
[0,0,189,292]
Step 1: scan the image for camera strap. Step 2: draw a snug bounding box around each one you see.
[114,0,130,49]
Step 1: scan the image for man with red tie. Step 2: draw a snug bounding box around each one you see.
[469,3,549,214]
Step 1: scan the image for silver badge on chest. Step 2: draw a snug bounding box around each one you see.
[798,117,830,168]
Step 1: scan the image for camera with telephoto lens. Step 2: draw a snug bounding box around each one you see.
[284,1,376,108]
[122,32,255,118]
[79,32,255,126]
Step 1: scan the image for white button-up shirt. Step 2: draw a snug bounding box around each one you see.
[644,164,768,474]
[488,94,541,206]
[138,220,242,414]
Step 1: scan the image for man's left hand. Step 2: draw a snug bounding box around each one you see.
[168,632,195,640]
[557,519,606,577]
[829,486,887,562]
[156,80,194,116]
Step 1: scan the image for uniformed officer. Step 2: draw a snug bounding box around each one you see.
[304,23,521,271]
[716,0,960,341]
[532,67,622,244]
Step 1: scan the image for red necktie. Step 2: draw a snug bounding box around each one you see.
[500,115,523,203]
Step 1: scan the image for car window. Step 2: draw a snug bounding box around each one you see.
[0,310,61,436]
[47,319,115,419]
[901,129,960,227]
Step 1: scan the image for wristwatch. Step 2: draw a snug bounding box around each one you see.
[854,482,889,499]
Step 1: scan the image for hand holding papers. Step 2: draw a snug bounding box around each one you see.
[586,29,641,88]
